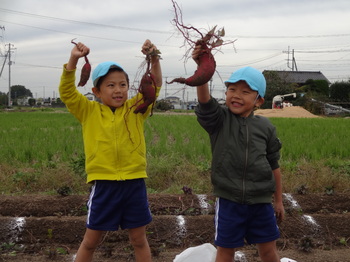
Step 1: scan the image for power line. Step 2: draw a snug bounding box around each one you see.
[0,19,145,45]
[14,62,61,69]
[297,59,350,62]
[217,52,283,67]
[0,8,170,35]
[1,8,350,39]
[295,49,350,54]
[230,33,350,39]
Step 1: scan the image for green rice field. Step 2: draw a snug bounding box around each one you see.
[0,109,349,194]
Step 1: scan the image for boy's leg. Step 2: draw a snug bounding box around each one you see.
[256,240,280,262]
[214,198,246,262]
[128,225,151,262]
[215,246,235,262]
[74,228,104,262]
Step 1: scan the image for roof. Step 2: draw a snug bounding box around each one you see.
[263,70,330,84]
[164,96,180,100]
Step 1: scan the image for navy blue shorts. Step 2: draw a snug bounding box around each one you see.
[214,197,280,248]
[86,179,152,231]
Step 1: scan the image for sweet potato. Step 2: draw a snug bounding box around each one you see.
[168,0,235,87]
[133,57,157,115]
[71,39,91,87]
[134,69,156,114]
[167,41,215,87]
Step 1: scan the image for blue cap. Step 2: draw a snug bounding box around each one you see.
[92,61,124,86]
[224,66,266,98]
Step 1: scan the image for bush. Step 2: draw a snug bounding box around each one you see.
[155,100,173,111]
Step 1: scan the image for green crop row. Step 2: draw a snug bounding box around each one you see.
[0,110,349,194]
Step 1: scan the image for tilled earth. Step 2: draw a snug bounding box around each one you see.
[0,193,350,262]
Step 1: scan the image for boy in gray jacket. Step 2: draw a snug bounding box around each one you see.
[193,48,284,262]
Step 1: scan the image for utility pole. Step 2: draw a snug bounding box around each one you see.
[0,51,7,77]
[182,88,185,109]
[164,77,168,98]
[5,43,15,107]
[209,78,213,95]
[0,26,7,77]
[292,49,298,71]
[283,46,298,71]
[0,26,4,42]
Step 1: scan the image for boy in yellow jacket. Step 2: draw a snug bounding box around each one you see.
[59,40,162,262]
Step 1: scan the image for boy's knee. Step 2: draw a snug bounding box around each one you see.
[257,241,280,262]
[128,227,148,248]
[130,234,147,249]
[259,248,279,262]
[81,238,100,252]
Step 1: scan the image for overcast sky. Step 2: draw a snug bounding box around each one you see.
[0,0,349,101]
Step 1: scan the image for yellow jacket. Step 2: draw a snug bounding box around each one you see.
[59,65,160,183]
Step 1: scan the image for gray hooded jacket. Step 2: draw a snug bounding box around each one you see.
[195,98,282,205]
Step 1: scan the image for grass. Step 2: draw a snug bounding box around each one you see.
[0,109,349,195]
[270,118,350,160]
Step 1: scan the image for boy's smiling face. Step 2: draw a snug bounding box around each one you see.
[92,70,129,110]
[225,80,264,117]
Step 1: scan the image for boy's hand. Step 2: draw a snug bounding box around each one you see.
[191,44,201,65]
[141,39,161,57]
[274,202,285,224]
[71,42,90,59]
[67,42,90,71]
[142,39,162,87]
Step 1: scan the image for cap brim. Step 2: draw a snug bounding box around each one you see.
[92,62,124,86]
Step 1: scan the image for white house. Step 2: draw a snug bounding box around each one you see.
[84,92,97,101]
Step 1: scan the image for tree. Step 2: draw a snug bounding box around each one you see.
[330,81,350,102]
[303,79,329,97]
[155,99,173,111]
[10,85,33,99]
[28,98,36,106]
[263,71,296,108]
[0,92,7,105]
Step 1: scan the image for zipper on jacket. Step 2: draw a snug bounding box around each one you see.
[111,111,122,179]
[241,118,249,203]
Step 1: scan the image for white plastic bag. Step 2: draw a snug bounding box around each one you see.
[173,243,217,262]
[174,245,297,262]
[280,258,297,262]
[235,251,247,262]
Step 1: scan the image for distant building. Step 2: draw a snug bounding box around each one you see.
[186,100,198,110]
[217,98,226,106]
[263,70,330,86]
[17,97,30,106]
[164,96,181,104]
[84,92,97,101]
[43,98,51,106]
[164,96,183,109]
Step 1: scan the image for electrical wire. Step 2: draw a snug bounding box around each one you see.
[1,8,350,39]
[0,8,169,35]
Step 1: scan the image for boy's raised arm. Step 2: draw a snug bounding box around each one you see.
[66,42,90,71]
[192,45,211,103]
[142,39,162,87]
[150,55,162,87]
[196,82,210,104]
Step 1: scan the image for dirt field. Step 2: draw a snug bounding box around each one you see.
[254,106,319,118]
[159,106,320,118]
[0,192,350,262]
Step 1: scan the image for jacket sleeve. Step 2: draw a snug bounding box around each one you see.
[195,97,224,135]
[59,64,92,123]
[266,128,282,170]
